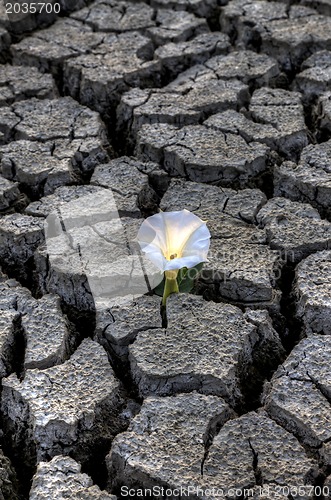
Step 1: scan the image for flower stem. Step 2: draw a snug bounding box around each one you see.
[162,270,179,307]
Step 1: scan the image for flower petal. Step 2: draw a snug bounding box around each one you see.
[137,212,168,257]
[162,209,205,259]
[140,246,168,272]
[182,223,211,260]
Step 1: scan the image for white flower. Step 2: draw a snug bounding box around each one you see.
[137,209,211,272]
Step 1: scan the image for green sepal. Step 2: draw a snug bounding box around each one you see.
[177,263,204,293]
[153,263,204,296]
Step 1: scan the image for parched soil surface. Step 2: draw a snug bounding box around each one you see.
[1,0,331,498]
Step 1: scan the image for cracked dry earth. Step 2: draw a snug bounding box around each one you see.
[1,0,331,498]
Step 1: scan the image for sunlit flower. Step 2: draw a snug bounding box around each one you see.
[137,209,211,273]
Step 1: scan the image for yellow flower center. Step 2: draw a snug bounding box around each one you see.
[161,211,205,262]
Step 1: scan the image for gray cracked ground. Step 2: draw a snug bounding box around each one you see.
[108,398,316,496]
[0,65,57,106]
[264,334,331,451]
[294,250,331,336]
[221,1,331,71]
[1,0,331,498]
[0,97,109,198]
[129,294,284,407]
[117,77,249,144]
[1,277,75,372]
[1,338,126,467]
[274,140,331,219]
[135,122,270,187]
[295,50,331,100]
[30,455,117,499]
